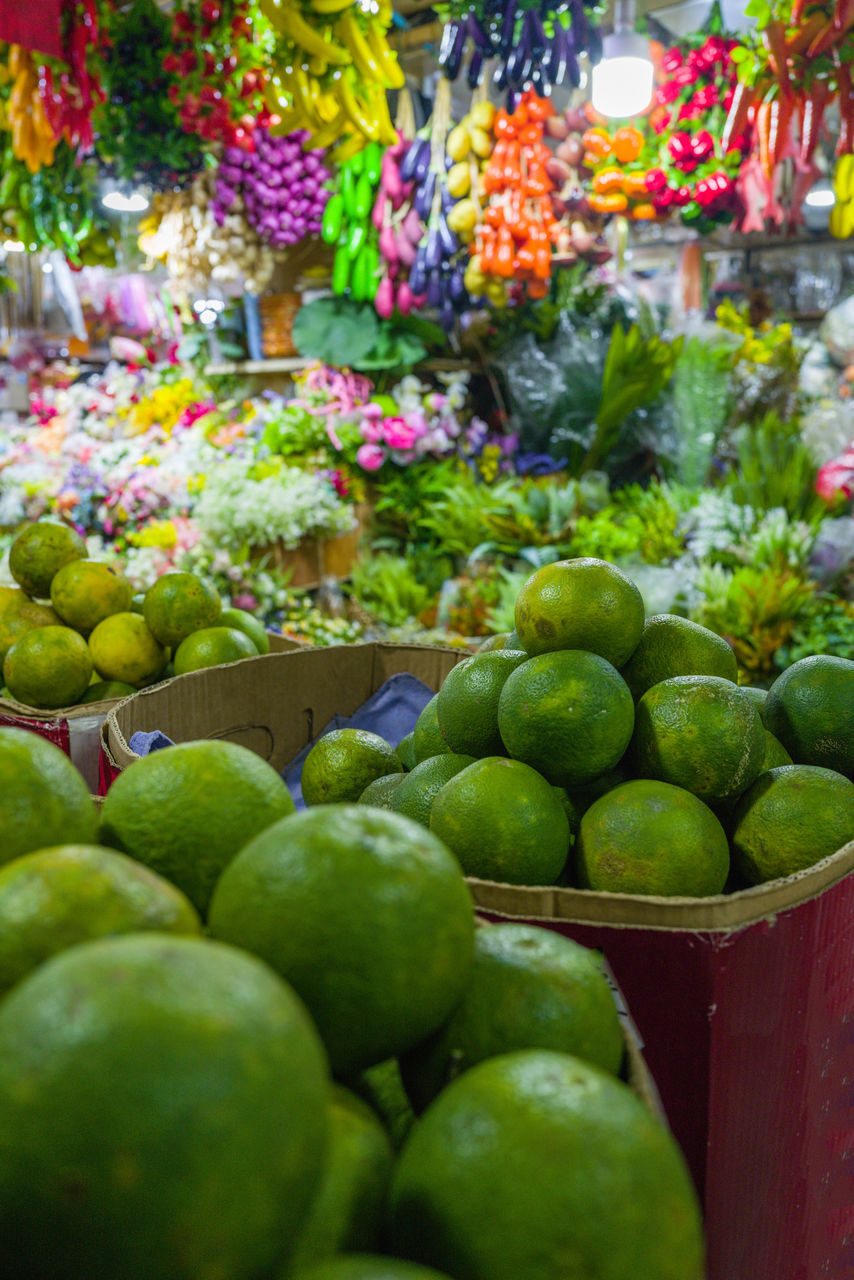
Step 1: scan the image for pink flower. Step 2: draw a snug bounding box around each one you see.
[382,416,418,450]
[356,442,387,471]
[232,592,258,611]
[360,416,384,443]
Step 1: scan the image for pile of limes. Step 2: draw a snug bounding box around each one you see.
[0,520,269,709]
[303,556,854,896]
[0,727,704,1280]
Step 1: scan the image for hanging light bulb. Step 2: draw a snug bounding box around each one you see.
[591,0,654,119]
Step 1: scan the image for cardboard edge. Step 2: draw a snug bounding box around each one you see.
[0,694,124,720]
[468,838,854,933]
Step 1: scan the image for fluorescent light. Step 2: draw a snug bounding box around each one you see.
[101,189,150,213]
[2,240,25,252]
[805,183,835,209]
[591,0,653,118]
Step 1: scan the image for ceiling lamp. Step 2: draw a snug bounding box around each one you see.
[101,187,150,213]
[591,0,654,119]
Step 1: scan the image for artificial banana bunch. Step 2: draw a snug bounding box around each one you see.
[7,45,56,174]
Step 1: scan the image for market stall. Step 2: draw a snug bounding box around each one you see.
[2,1,854,1278]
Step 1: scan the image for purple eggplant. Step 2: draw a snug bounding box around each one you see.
[414,170,437,220]
[414,145,432,185]
[440,183,455,214]
[467,12,494,55]
[543,26,564,84]
[427,269,444,309]
[444,21,467,80]
[440,298,456,330]
[506,88,518,112]
[401,138,428,184]
[566,48,581,87]
[524,8,547,56]
[437,212,458,258]
[467,49,485,89]
[498,0,517,57]
[505,41,527,88]
[409,255,428,296]
[438,20,460,68]
[493,58,508,91]
[448,264,466,303]
[424,225,443,271]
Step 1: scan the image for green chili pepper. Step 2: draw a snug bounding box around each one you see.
[332,243,351,294]
[321,194,344,245]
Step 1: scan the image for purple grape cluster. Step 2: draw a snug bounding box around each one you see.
[212,128,332,250]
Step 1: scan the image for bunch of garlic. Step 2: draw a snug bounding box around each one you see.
[140,170,275,296]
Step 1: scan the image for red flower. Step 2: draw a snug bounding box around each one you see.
[655,80,681,105]
[652,110,671,134]
[662,47,684,73]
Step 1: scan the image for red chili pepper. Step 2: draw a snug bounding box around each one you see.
[801,80,832,165]
[837,62,854,156]
[721,81,754,155]
[644,167,667,193]
[763,19,794,102]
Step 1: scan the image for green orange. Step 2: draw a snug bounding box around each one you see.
[88,612,167,687]
[173,626,258,675]
[731,764,854,884]
[302,729,401,806]
[49,560,133,633]
[620,613,738,700]
[142,571,222,648]
[764,654,854,779]
[514,558,645,667]
[436,649,527,757]
[8,520,86,599]
[3,625,93,708]
[0,727,97,867]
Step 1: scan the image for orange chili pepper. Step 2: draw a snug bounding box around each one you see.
[527,279,549,299]
[628,202,658,220]
[612,126,644,164]
[588,191,628,214]
[623,171,649,199]
[581,127,612,158]
[592,167,625,195]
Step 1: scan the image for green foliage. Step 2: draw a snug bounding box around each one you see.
[567,480,686,565]
[260,404,331,459]
[484,566,532,634]
[724,412,822,522]
[292,298,445,372]
[690,561,816,682]
[581,325,683,474]
[481,477,587,554]
[94,0,202,186]
[669,336,733,489]
[775,594,854,670]
[348,552,431,627]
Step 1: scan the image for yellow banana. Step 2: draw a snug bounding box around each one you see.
[329,132,368,163]
[365,18,404,89]
[305,108,348,149]
[336,71,378,139]
[335,10,381,81]
[291,65,323,128]
[310,0,354,13]
[261,0,351,64]
[364,81,397,145]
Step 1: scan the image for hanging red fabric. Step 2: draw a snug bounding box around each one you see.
[0,0,64,60]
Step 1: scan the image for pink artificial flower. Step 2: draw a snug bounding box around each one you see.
[232,592,258,611]
[816,453,854,502]
[360,416,385,444]
[382,416,418,450]
[356,442,387,471]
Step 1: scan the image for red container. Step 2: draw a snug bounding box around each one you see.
[471,844,854,1280]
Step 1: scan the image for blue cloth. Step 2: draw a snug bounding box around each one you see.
[126,672,436,812]
[129,729,175,756]
[283,672,435,809]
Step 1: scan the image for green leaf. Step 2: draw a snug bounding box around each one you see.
[292,298,380,367]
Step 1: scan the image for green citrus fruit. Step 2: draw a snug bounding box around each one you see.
[208,804,475,1078]
[738,684,768,724]
[576,779,730,897]
[8,520,86,599]
[558,766,631,837]
[3,625,93,708]
[287,1086,394,1272]
[436,649,528,757]
[762,729,792,770]
[392,753,477,828]
[476,631,512,652]
[632,675,766,803]
[396,731,417,771]
[400,923,624,1113]
[386,1049,704,1280]
[764,654,854,779]
[514,557,645,667]
[620,613,738,700]
[88,612,167,687]
[412,694,452,763]
[497,649,635,787]
[173,626,258,675]
[0,933,329,1280]
[351,1059,416,1152]
[0,843,200,996]
[731,764,854,884]
[99,739,295,914]
[142,571,222,647]
[302,728,401,806]
[0,728,96,867]
[221,606,270,654]
[49,560,133,633]
[0,592,60,665]
[80,680,137,704]
[358,773,407,809]
[297,1259,453,1280]
[429,756,570,885]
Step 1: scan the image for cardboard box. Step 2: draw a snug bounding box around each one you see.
[103,642,467,773]
[469,846,854,1280]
